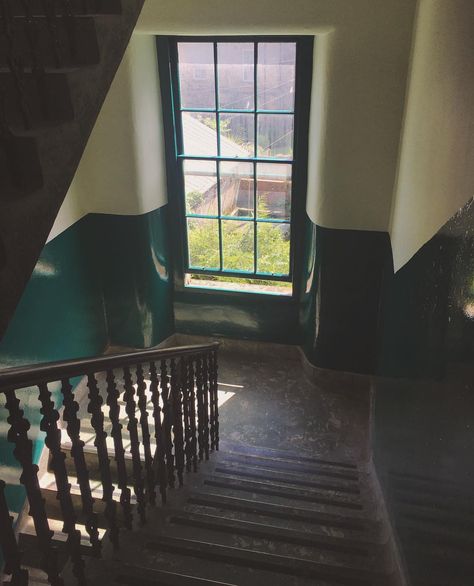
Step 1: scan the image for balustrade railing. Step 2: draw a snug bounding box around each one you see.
[0,342,220,585]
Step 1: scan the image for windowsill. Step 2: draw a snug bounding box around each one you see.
[185,275,293,297]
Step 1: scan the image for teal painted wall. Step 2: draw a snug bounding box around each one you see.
[90,206,174,349]
[299,214,389,374]
[0,207,174,520]
[174,290,300,344]
[0,216,109,515]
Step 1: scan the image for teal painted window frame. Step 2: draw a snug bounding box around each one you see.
[157,36,314,300]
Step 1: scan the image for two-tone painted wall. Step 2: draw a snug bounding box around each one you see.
[0,35,175,517]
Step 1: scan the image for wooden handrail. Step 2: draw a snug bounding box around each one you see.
[0,342,219,390]
[0,342,220,585]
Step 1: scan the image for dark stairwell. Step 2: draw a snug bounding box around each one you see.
[0,337,403,586]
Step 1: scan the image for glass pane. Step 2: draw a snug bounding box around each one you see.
[257,222,290,275]
[257,42,296,111]
[218,43,254,110]
[184,160,218,215]
[178,42,215,109]
[257,114,293,159]
[187,218,220,269]
[182,112,217,156]
[257,163,292,220]
[220,161,254,217]
[222,220,254,273]
[219,113,254,158]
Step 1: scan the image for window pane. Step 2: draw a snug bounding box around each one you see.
[220,161,254,217]
[187,218,220,269]
[182,112,217,156]
[257,114,293,159]
[219,113,254,158]
[178,43,215,109]
[257,222,290,275]
[218,42,254,110]
[184,160,218,215]
[257,42,296,111]
[222,220,254,272]
[257,163,292,220]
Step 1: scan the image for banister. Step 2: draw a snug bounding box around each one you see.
[0,342,220,390]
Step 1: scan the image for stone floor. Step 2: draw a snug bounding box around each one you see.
[175,335,370,463]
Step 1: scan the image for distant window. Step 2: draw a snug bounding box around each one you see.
[164,37,310,296]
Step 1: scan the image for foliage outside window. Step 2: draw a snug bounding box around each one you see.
[172,39,299,295]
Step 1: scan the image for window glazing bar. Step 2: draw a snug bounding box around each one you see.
[178,155,294,164]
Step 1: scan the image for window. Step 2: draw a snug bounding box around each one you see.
[163,37,310,296]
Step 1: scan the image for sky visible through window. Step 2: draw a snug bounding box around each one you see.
[175,40,297,295]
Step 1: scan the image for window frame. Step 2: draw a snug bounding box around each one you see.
[157,35,313,300]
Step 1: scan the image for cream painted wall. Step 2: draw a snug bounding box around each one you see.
[48,33,168,242]
[390,0,474,271]
[137,0,417,233]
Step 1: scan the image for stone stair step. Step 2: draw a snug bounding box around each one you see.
[210,462,361,494]
[218,440,359,470]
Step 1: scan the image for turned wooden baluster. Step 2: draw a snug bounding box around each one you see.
[38,382,86,585]
[0,480,29,586]
[105,370,133,530]
[209,350,219,451]
[202,355,210,460]
[4,388,64,586]
[160,359,175,488]
[149,361,167,504]
[42,0,62,68]
[195,357,205,462]
[61,377,101,554]
[122,366,146,524]
[86,373,119,549]
[181,358,192,473]
[135,363,155,505]
[170,358,185,487]
[187,359,198,472]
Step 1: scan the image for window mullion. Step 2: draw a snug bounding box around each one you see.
[213,41,223,271]
[253,41,258,275]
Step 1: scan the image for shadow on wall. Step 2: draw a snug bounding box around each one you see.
[374,199,474,584]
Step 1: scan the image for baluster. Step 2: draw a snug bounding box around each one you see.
[188,359,198,472]
[122,366,146,524]
[149,361,167,504]
[195,357,205,462]
[105,370,132,530]
[170,358,185,487]
[135,363,155,506]
[86,373,119,549]
[42,0,62,68]
[61,377,101,554]
[202,355,210,460]
[181,359,192,473]
[4,388,63,586]
[38,382,85,585]
[0,480,29,586]
[210,350,219,451]
[160,359,175,488]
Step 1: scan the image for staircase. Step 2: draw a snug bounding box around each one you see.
[0,0,144,339]
[0,342,402,586]
[82,442,398,586]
